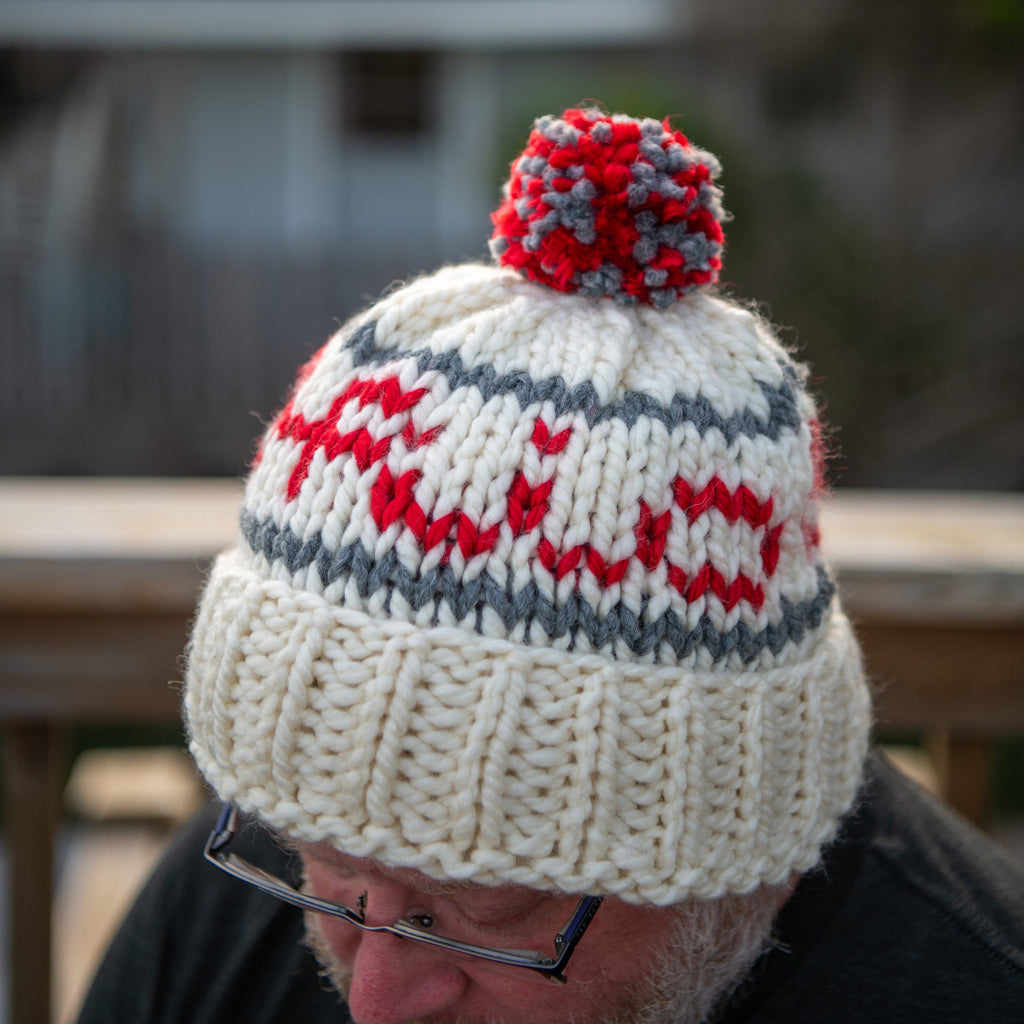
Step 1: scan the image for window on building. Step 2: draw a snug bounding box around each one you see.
[343,51,436,138]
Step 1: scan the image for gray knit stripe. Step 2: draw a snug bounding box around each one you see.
[241,511,835,665]
[345,322,802,442]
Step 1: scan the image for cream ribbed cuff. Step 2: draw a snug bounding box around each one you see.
[187,545,870,905]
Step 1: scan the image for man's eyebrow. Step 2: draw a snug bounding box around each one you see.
[360,867,488,899]
[401,876,468,892]
[407,876,479,897]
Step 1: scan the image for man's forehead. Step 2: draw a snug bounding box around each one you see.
[295,837,546,901]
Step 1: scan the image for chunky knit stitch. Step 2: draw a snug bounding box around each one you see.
[185,111,870,905]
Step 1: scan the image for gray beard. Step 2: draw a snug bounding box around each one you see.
[302,885,781,1024]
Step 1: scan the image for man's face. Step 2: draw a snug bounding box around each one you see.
[299,840,781,1024]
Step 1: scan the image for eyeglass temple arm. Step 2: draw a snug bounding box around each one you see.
[208,802,238,854]
[553,895,603,960]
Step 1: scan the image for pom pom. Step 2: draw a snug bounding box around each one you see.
[490,108,726,308]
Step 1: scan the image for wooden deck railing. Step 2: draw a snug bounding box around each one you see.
[2,478,1023,1024]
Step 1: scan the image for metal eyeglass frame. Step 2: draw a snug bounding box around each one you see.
[204,803,604,984]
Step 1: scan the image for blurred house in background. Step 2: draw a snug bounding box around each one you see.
[1,0,1021,486]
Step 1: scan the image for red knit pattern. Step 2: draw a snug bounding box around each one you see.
[272,373,790,611]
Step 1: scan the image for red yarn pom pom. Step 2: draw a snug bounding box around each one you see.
[489,108,725,307]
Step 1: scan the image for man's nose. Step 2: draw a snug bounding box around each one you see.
[345,882,469,1024]
[346,929,468,1024]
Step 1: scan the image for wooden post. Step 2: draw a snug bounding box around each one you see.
[2,723,64,1024]
[926,729,992,829]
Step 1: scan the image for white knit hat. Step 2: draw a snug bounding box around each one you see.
[186,109,870,905]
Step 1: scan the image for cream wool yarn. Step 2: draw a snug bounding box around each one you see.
[186,109,871,905]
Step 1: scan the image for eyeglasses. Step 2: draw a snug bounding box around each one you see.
[204,803,603,984]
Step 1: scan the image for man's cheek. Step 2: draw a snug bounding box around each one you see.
[316,914,361,965]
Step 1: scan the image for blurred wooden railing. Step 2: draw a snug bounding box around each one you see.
[2,478,1023,1024]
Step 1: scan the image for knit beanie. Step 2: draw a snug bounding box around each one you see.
[186,108,871,905]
